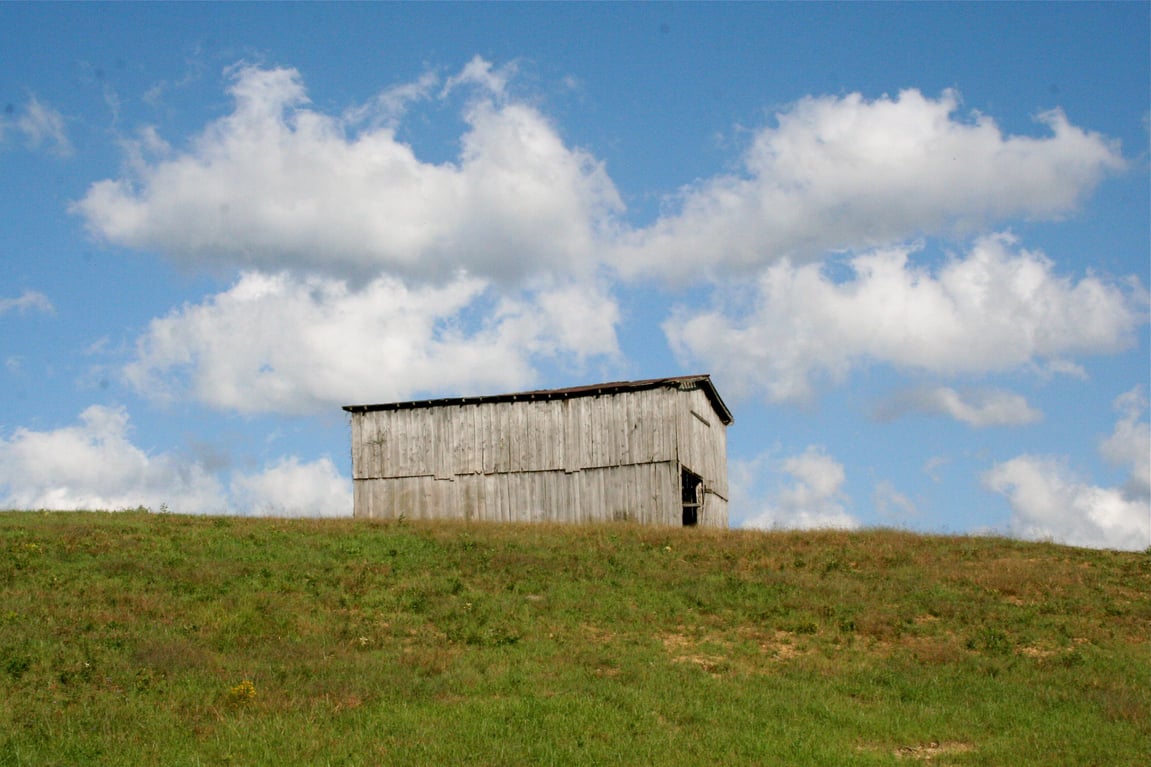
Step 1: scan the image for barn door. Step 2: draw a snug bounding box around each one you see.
[681,468,702,526]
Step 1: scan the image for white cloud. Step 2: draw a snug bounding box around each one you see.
[0,405,352,517]
[1041,359,1089,380]
[983,389,1151,551]
[441,55,516,101]
[874,385,1042,427]
[124,270,619,415]
[0,405,225,513]
[69,61,623,417]
[666,235,1145,404]
[1,97,72,157]
[73,61,622,284]
[0,290,54,316]
[64,57,1141,473]
[343,70,439,129]
[230,456,351,517]
[496,279,622,364]
[735,447,860,531]
[983,456,1149,552]
[72,72,1130,287]
[619,89,1125,279]
[1100,386,1151,501]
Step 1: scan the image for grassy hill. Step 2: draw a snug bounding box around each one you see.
[1,511,1147,766]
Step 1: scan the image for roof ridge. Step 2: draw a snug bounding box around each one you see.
[342,374,732,424]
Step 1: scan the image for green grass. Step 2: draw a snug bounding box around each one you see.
[1,511,1147,766]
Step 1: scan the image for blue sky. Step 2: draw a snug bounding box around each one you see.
[1,3,1147,550]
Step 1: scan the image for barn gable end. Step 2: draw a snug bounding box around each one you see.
[343,375,732,527]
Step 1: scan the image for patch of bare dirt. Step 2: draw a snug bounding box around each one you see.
[740,627,807,661]
[894,741,975,761]
[660,631,728,674]
[659,626,814,676]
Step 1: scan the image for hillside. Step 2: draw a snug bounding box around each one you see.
[1,511,1147,766]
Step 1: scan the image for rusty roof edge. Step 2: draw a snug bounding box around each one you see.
[686,376,734,425]
[342,374,733,424]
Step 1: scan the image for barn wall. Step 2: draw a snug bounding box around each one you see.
[349,382,728,528]
[352,389,682,480]
[353,461,681,525]
[675,386,730,528]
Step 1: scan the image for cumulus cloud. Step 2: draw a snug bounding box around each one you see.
[0,405,225,512]
[124,270,619,414]
[1,97,72,157]
[619,89,1125,279]
[342,70,439,129]
[68,60,1141,431]
[1099,387,1151,501]
[73,61,622,283]
[0,405,352,516]
[983,388,1151,551]
[230,456,351,517]
[874,385,1042,427]
[73,72,1131,288]
[0,290,54,317]
[442,55,515,100]
[735,447,860,531]
[67,61,626,417]
[666,235,1146,404]
[983,456,1149,552]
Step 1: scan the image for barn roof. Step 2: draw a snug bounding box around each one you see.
[342,374,733,425]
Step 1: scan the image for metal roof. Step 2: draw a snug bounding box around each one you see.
[342,374,733,425]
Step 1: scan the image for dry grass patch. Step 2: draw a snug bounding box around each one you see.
[858,740,977,763]
[660,631,728,675]
[660,626,813,676]
[894,740,976,761]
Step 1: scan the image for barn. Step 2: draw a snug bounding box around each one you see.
[342,375,732,528]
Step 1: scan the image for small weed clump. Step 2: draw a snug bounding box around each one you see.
[0,511,1147,766]
[227,679,257,706]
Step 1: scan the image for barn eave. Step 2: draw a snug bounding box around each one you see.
[342,374,733,425]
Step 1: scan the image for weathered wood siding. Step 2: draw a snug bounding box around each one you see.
[676,386,729,527]
[348,381,729,527]
[354,462,680,525]
[351,389,682,480]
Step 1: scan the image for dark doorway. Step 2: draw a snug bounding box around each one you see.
[681,468,702,526]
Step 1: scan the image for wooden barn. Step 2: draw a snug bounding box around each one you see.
[343,375,732,528]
